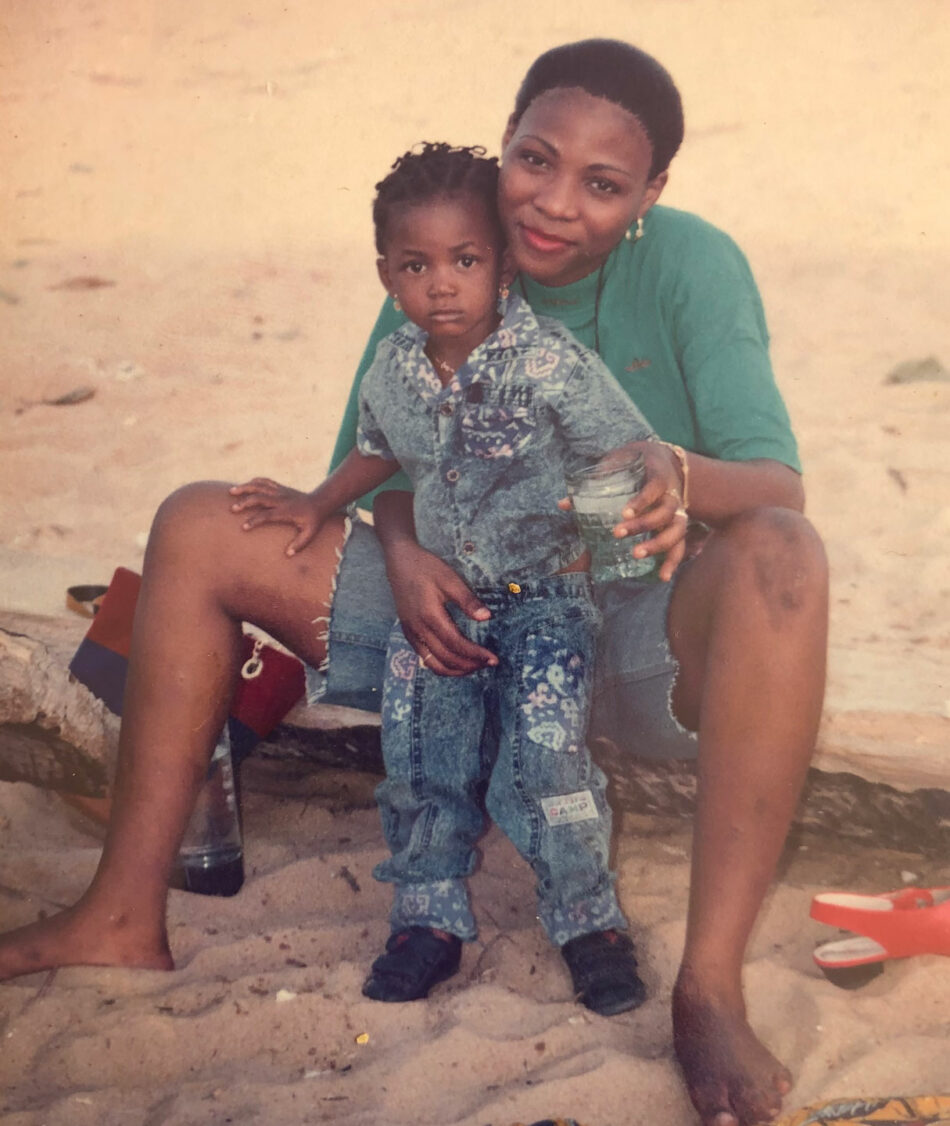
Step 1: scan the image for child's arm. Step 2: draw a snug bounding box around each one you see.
[327,296,413,507]
[229,449,398,557]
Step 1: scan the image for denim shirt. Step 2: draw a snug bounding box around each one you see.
[357,294,653,587]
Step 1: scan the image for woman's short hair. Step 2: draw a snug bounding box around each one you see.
[372,143,503,255]
[512,39,684,179]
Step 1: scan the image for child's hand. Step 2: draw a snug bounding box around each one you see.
[229,477,328,557]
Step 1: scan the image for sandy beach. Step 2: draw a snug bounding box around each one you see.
[1,1,949,1122]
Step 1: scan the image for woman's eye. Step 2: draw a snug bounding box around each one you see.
[520,151,547,169]
[589,178,620,195]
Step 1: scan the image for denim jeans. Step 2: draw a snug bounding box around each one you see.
[307,518,698,758]
[372,572,628,946]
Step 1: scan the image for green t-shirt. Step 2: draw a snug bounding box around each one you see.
[329,205,800,503]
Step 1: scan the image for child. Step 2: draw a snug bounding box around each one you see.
[236,143,655,1015]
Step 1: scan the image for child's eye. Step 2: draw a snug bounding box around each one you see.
[457,254,478,269]
[402,262,426,274]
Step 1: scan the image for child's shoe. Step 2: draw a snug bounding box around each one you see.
[362,925,462,1002]
[561,929,646,1016]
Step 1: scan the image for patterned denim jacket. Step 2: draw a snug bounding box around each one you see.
[357,294,654,587]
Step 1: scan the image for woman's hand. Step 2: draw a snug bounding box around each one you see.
[384,537,498,676]
[560,441,688,582]
[614,441,688,581]
[229,477,328,557]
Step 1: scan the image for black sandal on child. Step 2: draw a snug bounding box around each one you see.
[560,929,646,1016]
[362,926,462,1002]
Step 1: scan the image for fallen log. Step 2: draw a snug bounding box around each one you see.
[0,616,116,795]
[2,611,948,855]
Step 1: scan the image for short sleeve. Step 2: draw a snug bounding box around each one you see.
[356,383,396,462]
[329,296,413,501]
[669,224,801,470]
[553,344,655,465]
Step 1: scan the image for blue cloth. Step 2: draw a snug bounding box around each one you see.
[372,573,627,945]
[356,293,653,586]
[305,519,697,760]
[591,573,698,757]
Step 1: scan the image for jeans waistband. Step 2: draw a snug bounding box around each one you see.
[471,571,592,606]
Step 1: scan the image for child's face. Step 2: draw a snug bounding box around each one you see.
[377,193,505,358]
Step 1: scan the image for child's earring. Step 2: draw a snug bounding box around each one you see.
[498,284,510,300]
[625,217,645,243]
[391,294,402,312]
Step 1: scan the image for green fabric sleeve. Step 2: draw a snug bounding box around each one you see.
[665,218,801,470]
[328,297,412,507]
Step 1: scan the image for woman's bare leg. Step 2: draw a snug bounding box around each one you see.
[0,482,349,981]
[665,508,828,1126]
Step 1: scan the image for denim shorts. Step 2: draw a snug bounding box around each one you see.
[306,517,697,761]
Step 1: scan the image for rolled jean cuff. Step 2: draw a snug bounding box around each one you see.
[387,878,478,942]
[542,880,628,947]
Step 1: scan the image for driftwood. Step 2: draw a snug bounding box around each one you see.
[2,611,948,855]
[0,616,117,795]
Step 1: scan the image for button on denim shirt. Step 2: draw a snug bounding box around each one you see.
[357,294,654,587]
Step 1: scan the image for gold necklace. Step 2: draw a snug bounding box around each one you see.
[427,350,455,376]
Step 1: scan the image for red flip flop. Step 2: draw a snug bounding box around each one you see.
[811,886,950,987]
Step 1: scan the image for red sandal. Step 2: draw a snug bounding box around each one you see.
[811,885,950,987]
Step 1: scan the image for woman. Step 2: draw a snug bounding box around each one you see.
[0,39,828,1126]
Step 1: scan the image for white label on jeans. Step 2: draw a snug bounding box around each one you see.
[540,789,598,826]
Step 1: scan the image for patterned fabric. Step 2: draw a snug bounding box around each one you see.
[356,293,653,586]
[776,1096,950,1126]
[521,633,587,755]
[373,574,627,945]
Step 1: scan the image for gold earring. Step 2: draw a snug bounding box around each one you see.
[392,294,402,312]
[499,284,510,300]
[625,218,645,242]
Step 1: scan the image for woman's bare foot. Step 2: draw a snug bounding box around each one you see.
[0,900,173,982]
[672,967,792,1126]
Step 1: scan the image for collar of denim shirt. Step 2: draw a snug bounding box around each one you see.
[385,293,541,404]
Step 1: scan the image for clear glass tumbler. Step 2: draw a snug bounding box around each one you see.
[566,450,658,583]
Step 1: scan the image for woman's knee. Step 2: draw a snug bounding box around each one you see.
[147,480,235,561]
[718,507,828,615]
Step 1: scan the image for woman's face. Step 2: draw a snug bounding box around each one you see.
[499,87,667,286]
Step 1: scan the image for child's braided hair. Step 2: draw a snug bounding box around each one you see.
[372,142,503,255]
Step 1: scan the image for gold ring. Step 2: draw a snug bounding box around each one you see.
[664,488,681,500]
[419,651,432,668]
[674,506,688,520]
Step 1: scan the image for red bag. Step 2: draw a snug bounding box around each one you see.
[69,567,306,761]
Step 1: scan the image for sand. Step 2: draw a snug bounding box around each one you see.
[1,1,949,1122]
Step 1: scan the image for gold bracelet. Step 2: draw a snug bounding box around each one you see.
[653,440,689,512]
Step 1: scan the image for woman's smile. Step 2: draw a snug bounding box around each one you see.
[517,223,576,254]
